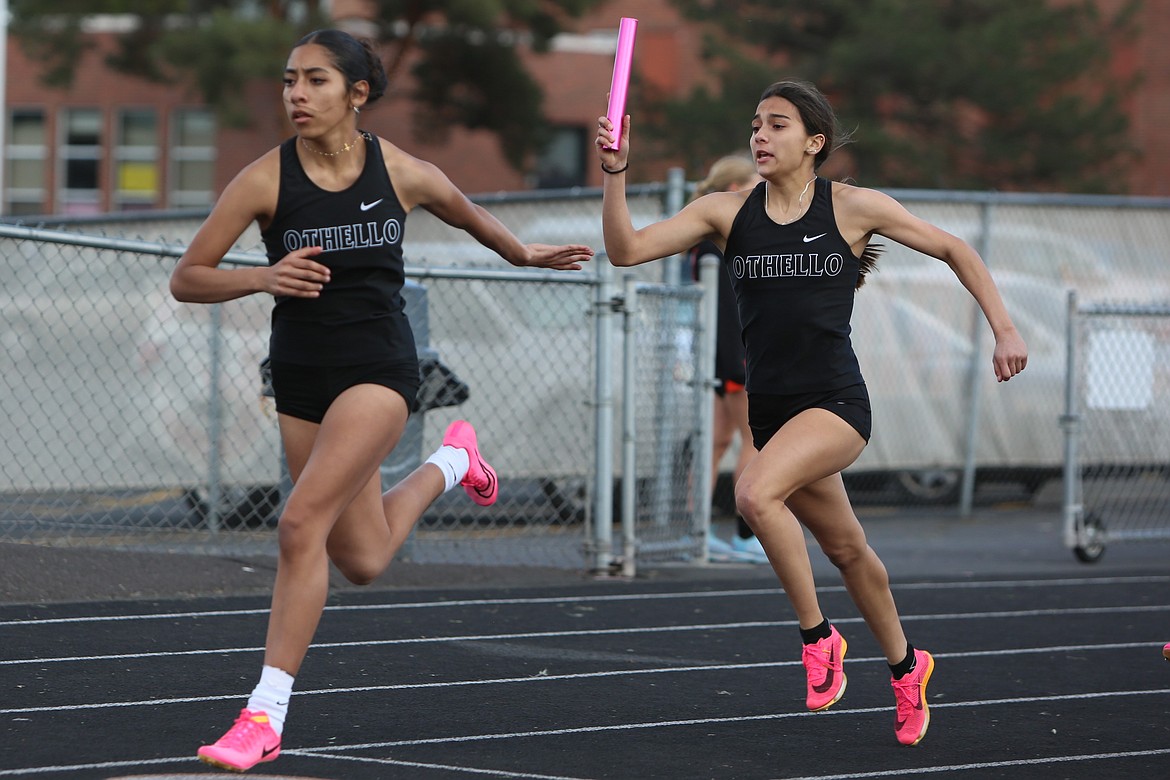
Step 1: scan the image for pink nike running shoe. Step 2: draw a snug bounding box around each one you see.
[892,649,935,746]
[442,420,498,506]
[1163,642,1170,662]
[197,708,281,772]
[802,625,848,711]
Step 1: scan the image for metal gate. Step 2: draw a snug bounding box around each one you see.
[1061,291,1170,561]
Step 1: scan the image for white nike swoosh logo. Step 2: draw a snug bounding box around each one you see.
[360,198,384,211]
[803,233,827,243]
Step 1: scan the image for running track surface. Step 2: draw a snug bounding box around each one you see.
[2,570,1169,779]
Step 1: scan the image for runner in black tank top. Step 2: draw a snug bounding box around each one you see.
[171,29,592,773]
[598,79,1027,748]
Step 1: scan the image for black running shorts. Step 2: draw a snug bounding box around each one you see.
[270,357,420,424]
[748,382,872,450]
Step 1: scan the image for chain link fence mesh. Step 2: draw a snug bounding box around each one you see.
[2,185,1169,569]
[1063,299,1170,561]
[624,283,707,565]
[846,196,1170,506]
[0,232,281,554]
[0,224,704,570]
[401,271,599,569]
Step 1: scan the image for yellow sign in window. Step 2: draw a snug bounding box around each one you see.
[118,162,158,194]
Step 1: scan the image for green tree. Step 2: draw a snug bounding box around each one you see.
[653,0,1140,192]
[9,0,602,170]
[9,1,314,125]
[364,0,602,168]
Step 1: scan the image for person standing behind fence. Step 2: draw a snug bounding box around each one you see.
[687,155,767,564]
[170,28,592,773]
[596,79,1027,746]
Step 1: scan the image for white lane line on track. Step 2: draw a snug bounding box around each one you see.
[0,757,192,777]
[3,575,1167,628]
[4,690,1168,778]
[3,603,1168,667]
[0,640,1160,715]
[290,752,592,780]
[773,748,1170,780]
[289,687,1170,748]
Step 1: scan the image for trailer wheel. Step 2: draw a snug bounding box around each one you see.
[1073,512,1106,563]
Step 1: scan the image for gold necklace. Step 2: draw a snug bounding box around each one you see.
[766,177,816,225]
[300,132,362,158]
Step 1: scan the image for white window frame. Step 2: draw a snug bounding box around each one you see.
[57,107,104,215]
[168,108,217,208]
[113,107,160,211]
[5,108,48,216]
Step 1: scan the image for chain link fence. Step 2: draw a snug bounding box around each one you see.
[616,279,709,568]
[1060,293,1170,562]
[0,220,709,573]
[3,182,1170,571]
[843,192,1170,510]
[399,267,600,569]
[0,228,281,555]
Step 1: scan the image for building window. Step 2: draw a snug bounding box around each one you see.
[534,126,587,189]
[114,109,159,211]
[170,108,216,207]
[59,108,103,215]
[5,108,47,216]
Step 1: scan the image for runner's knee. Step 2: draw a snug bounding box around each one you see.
[735,476,786,523]
[820,537,870,571]
[276,510,320,557]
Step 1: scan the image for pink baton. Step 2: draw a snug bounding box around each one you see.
[603,17,638,151]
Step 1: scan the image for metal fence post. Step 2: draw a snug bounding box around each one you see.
[662,167,686,284]
[620,274,639,577]
[958,198,993,516]
[693,256,720,561]
[205,302,225,533]
[591,257,616,574]
[1060,289,1082,550]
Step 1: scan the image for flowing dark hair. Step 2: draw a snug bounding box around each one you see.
[760,79,878,288]
[758,80,852,170]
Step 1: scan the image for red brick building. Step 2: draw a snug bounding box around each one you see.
[4,0,1168,216]
[1109,0,1170,197]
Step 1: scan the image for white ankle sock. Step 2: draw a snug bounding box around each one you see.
[246,665,294,736]
[425,445,470,491]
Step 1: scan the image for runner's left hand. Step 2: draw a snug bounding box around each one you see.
[518,243,594,271]
[993,330,1028,382]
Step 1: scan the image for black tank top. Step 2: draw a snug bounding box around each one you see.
[262,133,415,366]
[723,178,863,394]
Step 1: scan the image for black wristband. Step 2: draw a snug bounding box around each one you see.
[601,161,629,174]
